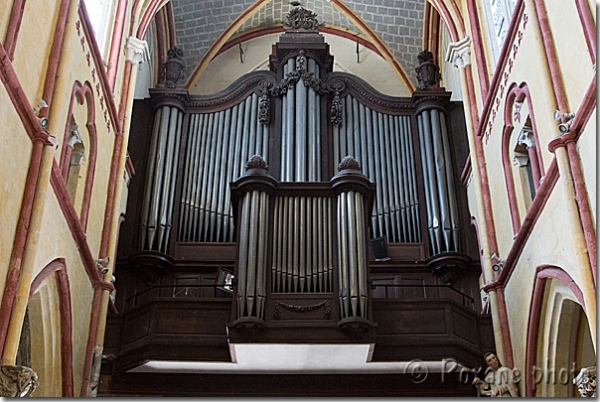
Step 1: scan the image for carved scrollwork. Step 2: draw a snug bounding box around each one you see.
[284,7,323,31]
[0,365,38,397]
[273,300,331,319]
[327,73,414,113]
[271,50,330,98]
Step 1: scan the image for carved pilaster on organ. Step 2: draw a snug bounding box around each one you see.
[0,365,38,397]
[574,366,596,397]
[331,91,343,126]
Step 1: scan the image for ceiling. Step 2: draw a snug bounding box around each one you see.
[170,0,425,87]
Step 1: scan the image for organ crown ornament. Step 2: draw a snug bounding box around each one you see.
[162,47,186,88]
[284,7,323,32]
[415,49,441,89]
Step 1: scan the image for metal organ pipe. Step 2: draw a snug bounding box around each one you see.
[417,106,460,254]
[139,105,183,253]
[177,93,268,243]
[140,108,162,249]
[331,95,422,244]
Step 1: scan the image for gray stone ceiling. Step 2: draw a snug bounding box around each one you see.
[171,0,424,86]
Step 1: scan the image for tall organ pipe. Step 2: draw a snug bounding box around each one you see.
[417,106,459,254]
[140,105,183,252]
[178,114,196,241]
[162,111,183,250]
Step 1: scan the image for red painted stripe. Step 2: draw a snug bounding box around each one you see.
[475,0,524,138]
[38,0,70,120]
[3,0,27,60]
[465,0,490,98]
[79,2,122,134]
[106,0,129,91]
[165,2,176,49]
[575,0,596,64]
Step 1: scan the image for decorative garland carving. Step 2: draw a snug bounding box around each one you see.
[273,300,331,319]
[270,50,330,98]
[283,7,323,31]
[0,366,38,397]
[331,91,343,126]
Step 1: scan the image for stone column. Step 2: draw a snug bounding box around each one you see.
[446,36,507,364]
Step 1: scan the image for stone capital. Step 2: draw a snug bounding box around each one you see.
[445,36,471,70]
[574,366,596,397]
[0,365,39,397]
[126,36,149,65]
[516,126,535,148]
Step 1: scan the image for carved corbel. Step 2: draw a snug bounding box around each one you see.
[574,366,596,397]
[445,36,472,70]
[0,365,38,397]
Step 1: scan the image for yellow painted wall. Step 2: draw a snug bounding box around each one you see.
[0,0,13,41]
[0,83,33,299]
[576,109,596,229]
[463,0,596,384]
[10,0,59,107]
[545,1,595,112]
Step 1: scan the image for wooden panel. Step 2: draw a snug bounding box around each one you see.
[451,309,479,346]
[174,242,236,262]
[373,302,446,335]
[122,310,151,345]
[155,302,231,335]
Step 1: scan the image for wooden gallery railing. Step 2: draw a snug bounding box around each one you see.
[228,155,378,341]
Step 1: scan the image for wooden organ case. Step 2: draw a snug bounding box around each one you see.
[103,8,494,394]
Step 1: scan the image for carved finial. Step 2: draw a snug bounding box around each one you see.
[162,47,186,88]
[415,49,441,89]
[245,155,268,171]
[338,156,361,172]
[284,7,323,31]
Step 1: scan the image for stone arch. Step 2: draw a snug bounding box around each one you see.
[524,265,590,397]
[28,259,74,397]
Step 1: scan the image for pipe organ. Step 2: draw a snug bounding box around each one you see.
[131,7,474,342]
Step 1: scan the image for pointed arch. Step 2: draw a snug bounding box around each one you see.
[29,258,74,397]
[501,82,545,234]
[525,265,586,397]
[57,80,98,231]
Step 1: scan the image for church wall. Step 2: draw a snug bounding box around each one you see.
[0,82,33,300]
[545,1,595,110]
[0,1,12,41]
[10,0,60,105]
[576,108,596,228]
[459,0,596,384]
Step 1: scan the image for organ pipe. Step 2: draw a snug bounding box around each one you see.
[333,95,421,244]
[140,105,183,252]
[177,93,268,243]
[416,105,460,254]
